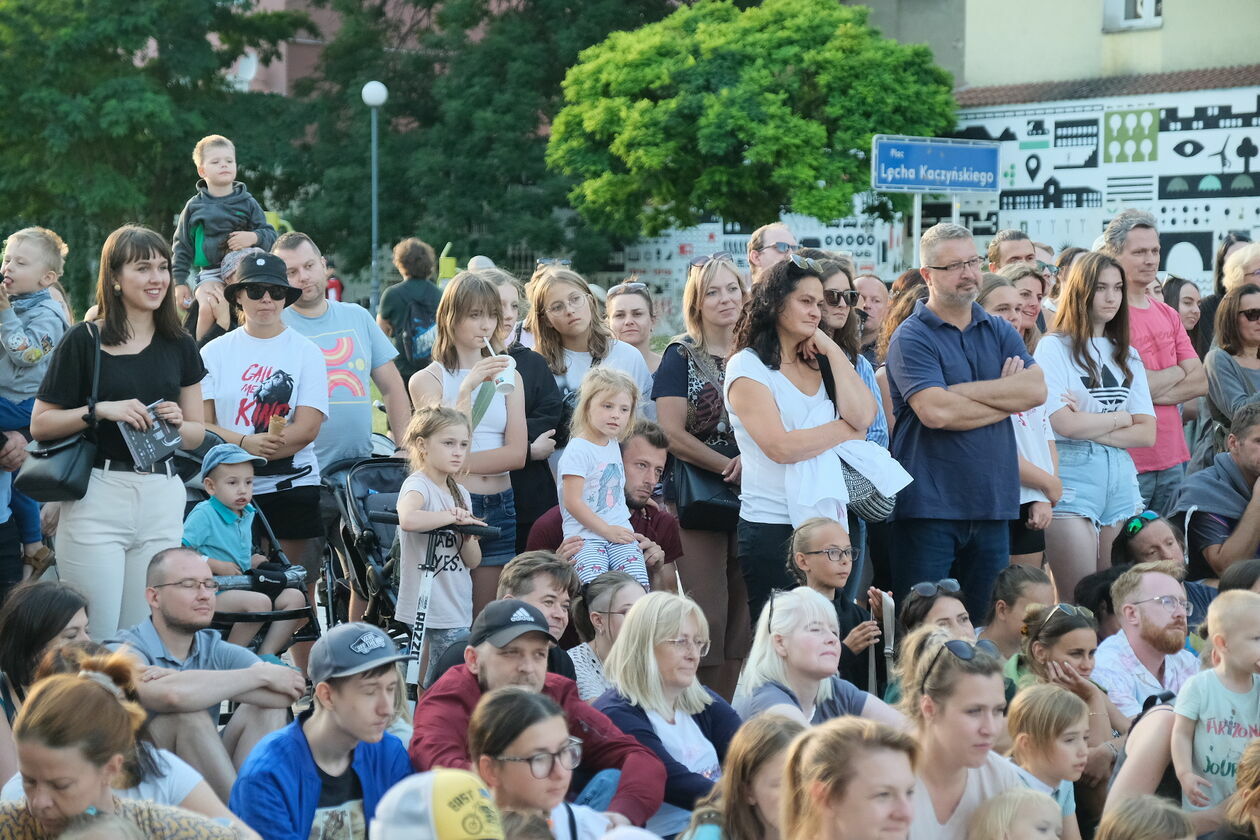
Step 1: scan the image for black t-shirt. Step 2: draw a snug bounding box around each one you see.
[425,634,577,689]
[311,759,365,840]
[37,322,206,462]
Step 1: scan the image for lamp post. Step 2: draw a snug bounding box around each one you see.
[361,80,388,311]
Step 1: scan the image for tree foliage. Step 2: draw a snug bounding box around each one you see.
[0,0,309,304]
[546,0,956,237]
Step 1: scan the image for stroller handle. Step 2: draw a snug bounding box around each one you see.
[366,510,500,539]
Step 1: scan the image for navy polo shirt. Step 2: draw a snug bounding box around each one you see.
[885,300,1034,521]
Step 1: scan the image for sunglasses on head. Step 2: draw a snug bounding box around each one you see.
[920,638,999,695]
[786,253,824,274]
[689,251,734,268]
[607,281,648,299]
[824,288,860,307]
[909,578,962,598]
[1123,510,1159,535]
[241,284,287,302]
[1241,308,1260,322]
[1030,603,1094,642]
[536,257,571,267]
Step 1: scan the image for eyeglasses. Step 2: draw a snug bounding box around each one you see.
[920,639,998,695]
[786,253,824,274]
[152,578,220,592]
[598,607,634,618]
[536,258,572,267]
[1122,510,1159,535]
[802,547,854,563]
[546,292,587,316]
[909,578,962,598]
[759,242,798,255]
[241,285,288,301]
[496,736,582,779]
[1131,595,1194,617]
[659,636,711,658]
[924,256,983,274]
[1030,603,1094,642]
[823,289,860,307]
[1240,308,1260,322]
[690,252,734,267]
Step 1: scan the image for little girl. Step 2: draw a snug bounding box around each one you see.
[967,788,1063,840]
[1008,683,1089,840]
[397,406,485,682]
[557,367,649,588]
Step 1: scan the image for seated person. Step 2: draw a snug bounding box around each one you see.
[370,769,504,840]
[527,420,682,593]
[1091,561,1199,720]
[1171,402,1260,582]
[595,592,741,838]
[230,623,414,840]
[425,551,580,686]
[409,599,665,829]
[107,548,306,801]
[1109,511,1218,635]
[182,443,306,655]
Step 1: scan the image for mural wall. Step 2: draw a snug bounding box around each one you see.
[948,85,1260,285]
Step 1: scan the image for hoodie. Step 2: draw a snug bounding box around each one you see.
[171,180,277,285]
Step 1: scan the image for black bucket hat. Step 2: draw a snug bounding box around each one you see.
[224,253,302,307]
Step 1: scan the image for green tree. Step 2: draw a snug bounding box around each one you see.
[0,0,310,305]
[546,0,956,237]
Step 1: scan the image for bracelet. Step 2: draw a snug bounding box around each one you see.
[240,433,247,446]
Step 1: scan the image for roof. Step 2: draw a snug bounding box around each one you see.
[955,64,1260,108]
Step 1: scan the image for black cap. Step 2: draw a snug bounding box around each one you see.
[469,599,556,648]
[225,253,301,306]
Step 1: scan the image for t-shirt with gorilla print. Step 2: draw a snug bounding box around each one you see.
[201,326,329,494]
[557,436,632,542]
[1032,334,1154,442]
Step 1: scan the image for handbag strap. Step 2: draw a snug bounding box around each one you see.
[85,322,102,427]
[870,590,895,693]
[669,337,733,434]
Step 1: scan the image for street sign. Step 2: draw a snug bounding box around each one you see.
[871,134,1001,194]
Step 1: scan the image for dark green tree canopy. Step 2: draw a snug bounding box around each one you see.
[546,0,956,237]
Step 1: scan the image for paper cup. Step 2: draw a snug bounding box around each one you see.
[492,354,516,395]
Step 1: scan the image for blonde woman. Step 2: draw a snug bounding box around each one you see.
[999,262,1047,352]
[779,717,918,840]
[597,592,742,838]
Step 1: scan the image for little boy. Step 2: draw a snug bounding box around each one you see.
[183,442,304,655]
[1172,588,1260,810]
[172,134,277,310]
[0,227,70,570]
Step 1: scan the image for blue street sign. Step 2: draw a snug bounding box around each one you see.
[871,134,1001,193]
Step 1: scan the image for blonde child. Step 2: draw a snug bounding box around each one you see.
[1172,589,1260,810]
[1008,683,1089,840]
[967,788,1062,840]
[1094,795,1193,840]
[557,367,648,588]
[396,406,485,683]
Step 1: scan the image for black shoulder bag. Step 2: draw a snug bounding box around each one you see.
[670,339,741,531]
[15,323,102,502]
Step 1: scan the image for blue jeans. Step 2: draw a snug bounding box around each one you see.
[469,489,517,567]
[1137,463,1186,518]
[891,518,1010,622]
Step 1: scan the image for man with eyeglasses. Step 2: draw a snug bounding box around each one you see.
[108,547,306,799]
[1101,209,1206,516]
[230,622,413,840]
[884,223,1046,620]
[745,222,798,282]
[409,599,666,829]
[1091,560,1199,719]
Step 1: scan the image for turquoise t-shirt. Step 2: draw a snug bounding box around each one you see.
[182,497,256,573]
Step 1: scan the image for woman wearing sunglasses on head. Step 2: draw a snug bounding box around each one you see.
[894,625,1021,840]
[653,252,750,700]
[1198,284,1260,467]
[606,280,661,374]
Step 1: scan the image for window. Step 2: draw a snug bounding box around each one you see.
[1104,0,1162,31]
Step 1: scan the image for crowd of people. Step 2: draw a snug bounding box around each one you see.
[0,132,1255,840]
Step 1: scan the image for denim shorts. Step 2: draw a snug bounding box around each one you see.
[470,489,518,567]
[1053,439,1143,527]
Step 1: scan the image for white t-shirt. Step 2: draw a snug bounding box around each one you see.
[557,437,632,541]
[439,366,508,476]
[1032,334,1155,442]
[549,802,612,840]
[200,326,329,494]
[723,348,833,524]
[555,339,654,416]
[1011,404,1056,505]
[1173,668,1260,809]
[644,710,722,838]
[396,471,474,629]
[2,748,201,805]
[909,752,1023,840]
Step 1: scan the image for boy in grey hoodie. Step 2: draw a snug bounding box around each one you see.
[172,134,277,310]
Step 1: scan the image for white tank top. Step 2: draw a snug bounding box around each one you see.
[440,367,509,477]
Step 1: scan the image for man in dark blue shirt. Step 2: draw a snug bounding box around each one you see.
[885,223,1047,619]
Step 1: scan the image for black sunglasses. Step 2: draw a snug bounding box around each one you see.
[1241,308,1260,323]
[606,281,649,300]
[824,289,860,307]
[786,253,824,274]
[689,251,734,268]
[241,284,288,302]
[909,578,962,598]
[920,638,999,695]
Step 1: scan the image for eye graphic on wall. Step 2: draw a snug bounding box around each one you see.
[1173,140,1204,158]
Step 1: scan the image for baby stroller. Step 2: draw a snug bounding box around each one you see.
[174,433,322,652]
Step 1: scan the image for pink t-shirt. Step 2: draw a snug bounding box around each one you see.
[1127,297,1196,472]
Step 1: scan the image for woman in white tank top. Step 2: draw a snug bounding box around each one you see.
[409,271,527,614]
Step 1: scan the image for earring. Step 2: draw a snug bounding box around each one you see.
[113,284,121,294]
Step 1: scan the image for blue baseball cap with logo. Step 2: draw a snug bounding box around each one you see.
[309,622,410,685]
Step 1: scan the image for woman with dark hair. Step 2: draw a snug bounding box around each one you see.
[32,226,206,641]
[1043,247,1087,319]
[817,258,887,447]
[1162,276,1203,358]
[1198,233,1253,357]
[1033,252,1155,600]
[1200,283,1260,462]
[0,582,89,723]
[725,257,876,620]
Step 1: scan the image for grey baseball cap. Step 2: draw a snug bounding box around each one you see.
[308,623,409,685]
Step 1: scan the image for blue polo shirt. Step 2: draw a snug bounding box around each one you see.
[182,496,256,574]
[885,300,1033,521]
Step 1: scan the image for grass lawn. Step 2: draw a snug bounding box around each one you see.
[370,381,390,435]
